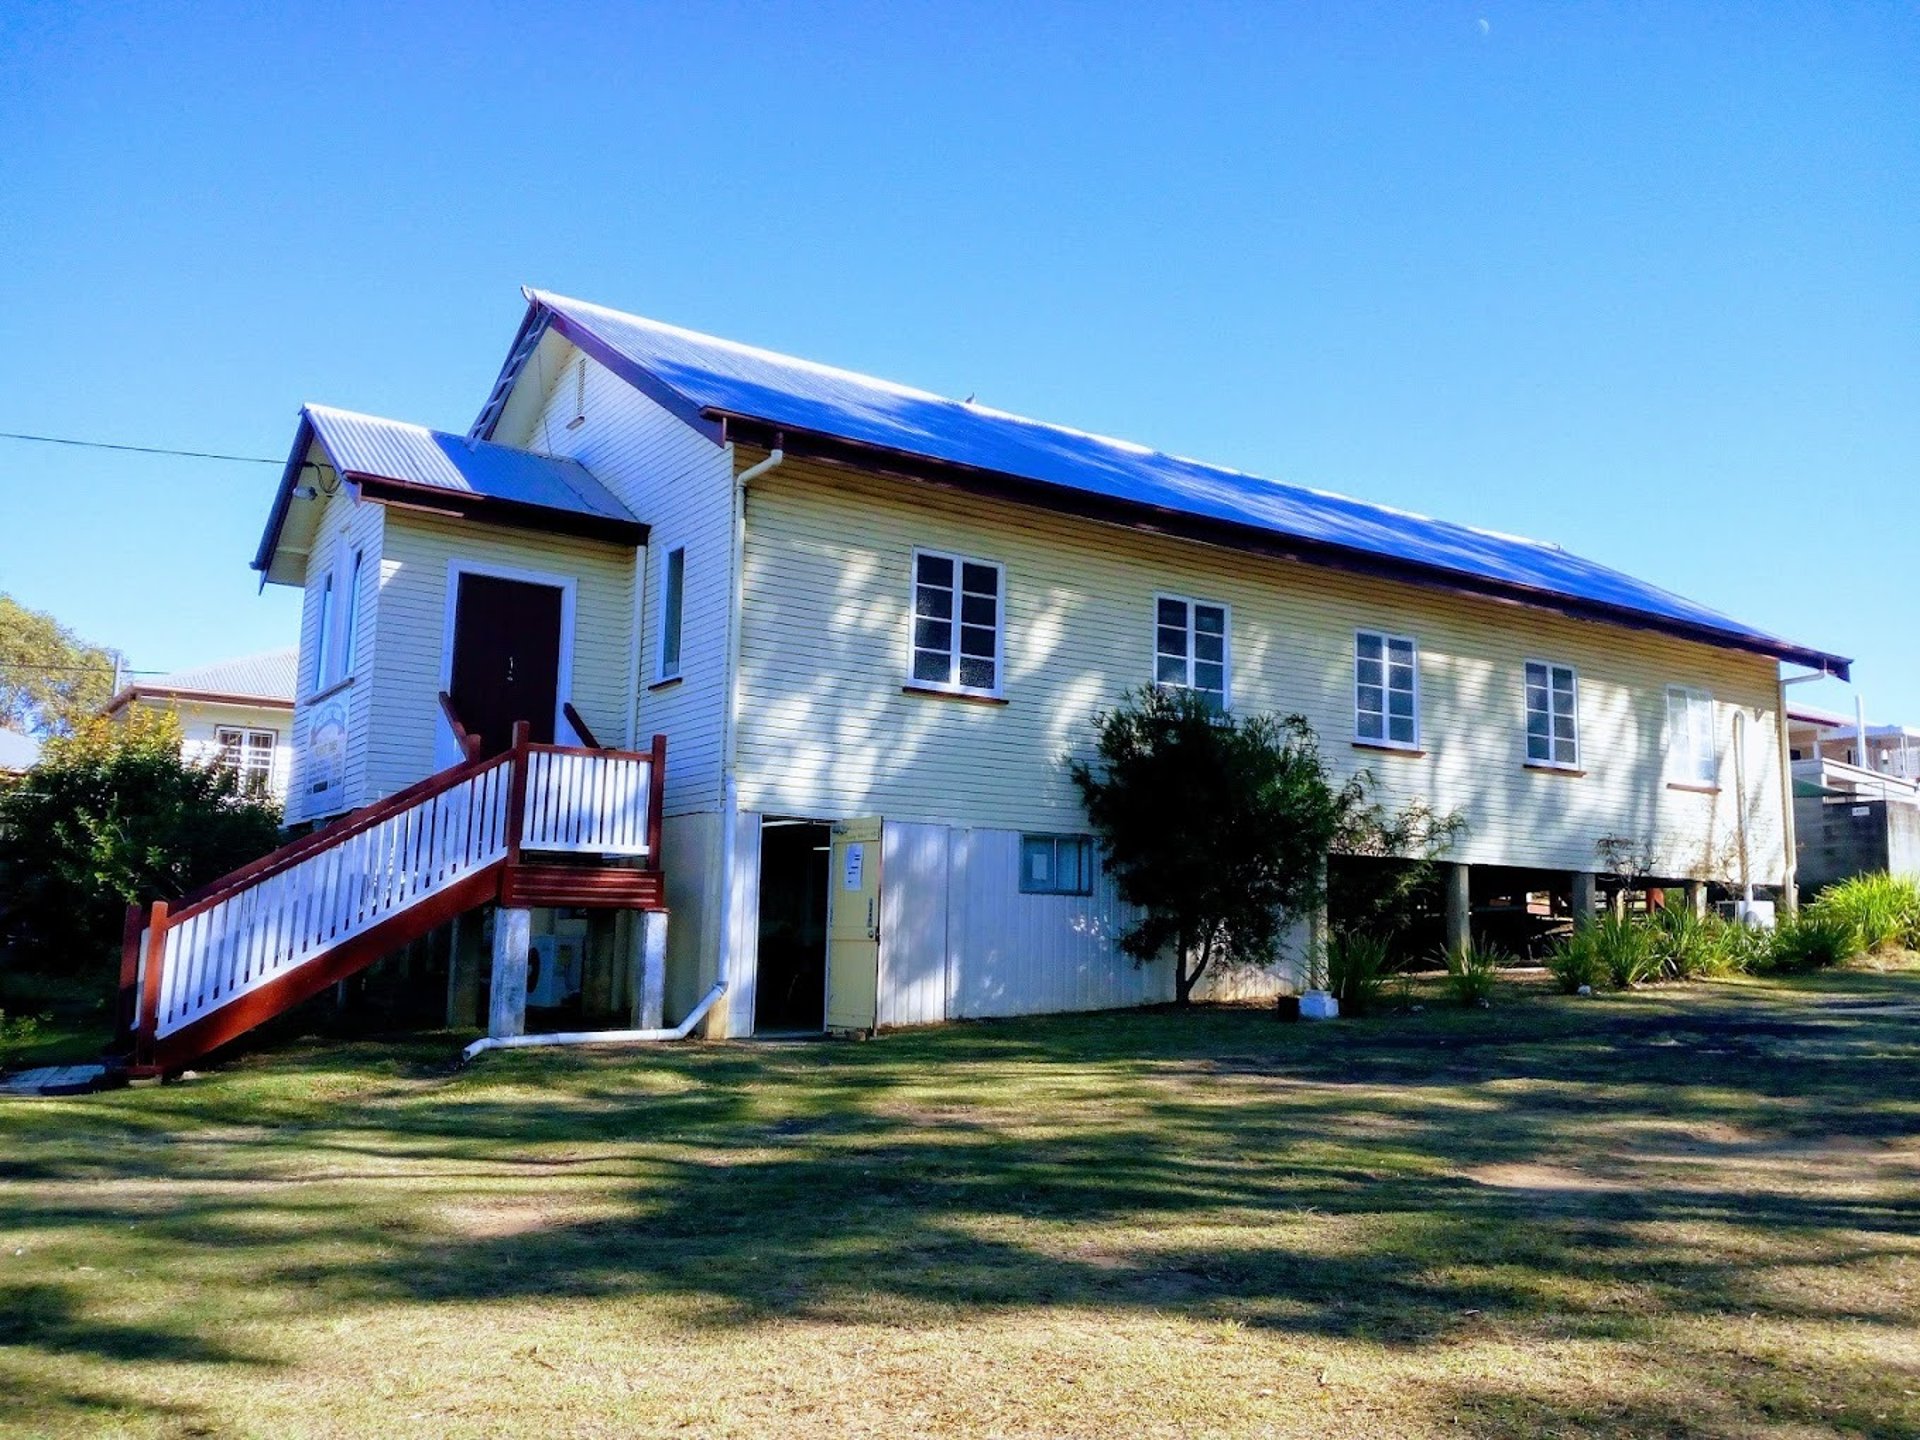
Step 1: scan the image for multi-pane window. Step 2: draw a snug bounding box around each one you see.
[911,549,1003,696]
[1019,834,1094,896]
[1524,661,1579,768]
[1155,596,1229,710]
[1666,686,1717,786]
[217,728,276,795]
[1355,631,1418,748]
[657,546,685,681]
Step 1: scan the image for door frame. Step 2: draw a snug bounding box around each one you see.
[438,558,579,758]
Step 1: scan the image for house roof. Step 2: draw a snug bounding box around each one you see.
[501,287,1849,678]
[254,404,645,576]
[106,648,299,715]
[0,727,41,773]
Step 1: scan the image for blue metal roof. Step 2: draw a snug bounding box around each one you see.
[256,405,642,574]
[304,405,634,524]
[516,289,1847,675]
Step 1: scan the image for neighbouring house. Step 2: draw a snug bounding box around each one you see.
[0,726,40,779]
[1787,705,1920,890]
[104,649,298,800]
[116,287,1852,1070]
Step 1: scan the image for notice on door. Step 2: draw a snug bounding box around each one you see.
[842,842,865,891]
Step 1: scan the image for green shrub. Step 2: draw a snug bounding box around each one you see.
[1596,914,1662,988]
[1547,928,1609,993]
[1807,873,1920,954]
[0,1009,45,1066]
[1442,942,1505,1006]
[1649,906,1729,981]
[1770,910,1859,972]
[1718,920,1779,975]
[1326,932,1393,1016]
[0,711,282,977]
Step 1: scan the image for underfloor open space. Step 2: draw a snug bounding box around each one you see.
[4,967,1919,1439]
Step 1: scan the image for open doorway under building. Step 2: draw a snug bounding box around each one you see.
[755,818,832,1032]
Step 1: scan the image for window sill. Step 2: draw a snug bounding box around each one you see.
[300,675,355,707]
[1524,762,1586,777]
[1666,780,1721,795]
[1352,740,1424,757]
[647,675,684,693]
[902,684,1008,707]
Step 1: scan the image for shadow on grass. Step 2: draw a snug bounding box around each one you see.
[3,969,1918,1433]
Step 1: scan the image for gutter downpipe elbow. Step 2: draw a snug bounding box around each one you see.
[714,446,783,1037]
[460,981,729,1063]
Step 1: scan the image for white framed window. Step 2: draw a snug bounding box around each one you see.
[656,546,686,682]
[1524,660,1579,769]
[337,549,364,680]
[910,548,1004,697]
[1019,834,1093,896]
[216,727,276,795]
[1154,595,1230,710]
[311,571,334,691]
[1355,630,1419,749]
[1666,685,1717,787]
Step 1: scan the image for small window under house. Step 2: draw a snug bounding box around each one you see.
[1155,596,1228,709]
[1524,661,1579,768]
[911,550,1003,696]
[1020,835,1094,896]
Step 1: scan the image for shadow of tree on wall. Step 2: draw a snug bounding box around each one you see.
[4,973,1919,1434]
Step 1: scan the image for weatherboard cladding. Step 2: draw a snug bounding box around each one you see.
[511,289,1844,675]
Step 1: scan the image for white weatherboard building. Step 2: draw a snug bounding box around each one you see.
[176,287,1849,1053]
[105,649,298,800]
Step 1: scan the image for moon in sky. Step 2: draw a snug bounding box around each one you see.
[1476,17,1491,35]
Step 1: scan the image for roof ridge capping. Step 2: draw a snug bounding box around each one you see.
[513,287,1849,678]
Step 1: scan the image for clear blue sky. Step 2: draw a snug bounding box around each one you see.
[1,3,1912,719]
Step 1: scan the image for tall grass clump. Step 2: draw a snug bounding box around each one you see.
[1548,927,1609,993]
[1649,906,1729,980]
[1770,910,1859,972]
[1595,913,1662,988]
[1325,932,1393,1016]
[1807,873,1920,954]
[1442,943,1506,1006]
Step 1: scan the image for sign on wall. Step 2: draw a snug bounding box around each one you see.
[307,700,346,799]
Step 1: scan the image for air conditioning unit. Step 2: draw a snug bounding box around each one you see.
[528,934,584,1007]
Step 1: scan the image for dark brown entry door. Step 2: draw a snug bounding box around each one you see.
[448,573,563,756]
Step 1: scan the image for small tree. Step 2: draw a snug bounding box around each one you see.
[0,710,282,976]
[1070,687,1361,1003]
[0,593,126,736]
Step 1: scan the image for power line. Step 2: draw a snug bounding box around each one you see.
[0,430,280,466]
[0,663,161,674]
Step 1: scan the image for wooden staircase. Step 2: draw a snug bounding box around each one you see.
[114,723,666,1073]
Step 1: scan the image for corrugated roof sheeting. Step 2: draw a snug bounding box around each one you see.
[304,405,636,525]
[523,289,1846,674]
[142,648,300,703]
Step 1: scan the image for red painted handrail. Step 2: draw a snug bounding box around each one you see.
[439,691,483,761]
[171,748,512,921]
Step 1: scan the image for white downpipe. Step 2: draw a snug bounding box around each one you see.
[460,981,728,1063]
[713,446,783,1037]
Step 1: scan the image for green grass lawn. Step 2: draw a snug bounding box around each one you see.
[4,966,1919,1439]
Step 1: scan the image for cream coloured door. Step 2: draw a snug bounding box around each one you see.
[824,818,882,1032]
